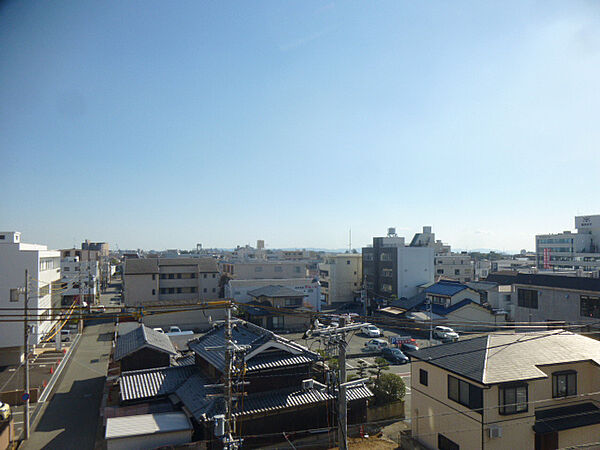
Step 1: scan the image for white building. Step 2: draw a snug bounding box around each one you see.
[362,228,435,299]
[318,254,362,305]
[225,278,321,311]
[0,232,61,365]
[60,256,99,305]
[434,254,475,283]
[536,215,600,272]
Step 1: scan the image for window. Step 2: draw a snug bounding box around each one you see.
[160,274,167,279]
[553,371,576,398]
[274,266,283,272]
[152,274,155,280]
[448,375,482,413]
[10,288,20,302]
[517,288,538,309]
[64,267,70,272]
[272,316,284,328]
[499,384,528,414]
[212,288,216,293]
[255,267,263,272]
[160,288,166,294]
[437,269,444,274]
[420,369,428,386]
[168,288,175,294]
[454,269,460,275]
[168,273,174,279]
[191,273,197,278]
[191,287,197,293]
[438,434,459,450]
[177,287,182,294]
[347,260,351,265]
[177,273,182,279]
[39,284,51,297]
[0,235,4,240]
[152,289,156,295]
[581,295,600,318]
[203,288,207,293]
[212,273,216,278]
[204,274,208,278]
[295,266,301,273]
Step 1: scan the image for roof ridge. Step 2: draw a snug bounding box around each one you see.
[482,334,490,384]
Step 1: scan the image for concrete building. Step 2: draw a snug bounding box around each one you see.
[435,254,475,283]
[62,240,111,291]
[485,272,600,326]
[410,331,600,450]
[225,278,321,311]
[122,257,219,306]
[60,256,99,305]
[318,253,362,305]
[244,285,312,331]
[362,228,434,300]
[0,232,61,365]
[220,261,308,280]
[536,214,600,272]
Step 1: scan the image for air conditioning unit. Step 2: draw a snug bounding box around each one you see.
[302,379,314,390]
[488,426,502,439]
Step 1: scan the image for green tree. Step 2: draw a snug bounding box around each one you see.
[372,372,406,405]
[356,359,369,379]
[368,356,390,381]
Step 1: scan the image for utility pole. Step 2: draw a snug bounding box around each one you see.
[361,275,367,318]
[78,264,83,334]
[338,316,348,450]
[23,269,30,440]
[429,298,433,346]
[224,306,233,442]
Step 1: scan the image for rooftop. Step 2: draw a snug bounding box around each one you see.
[409,330,600,385]
[114,324,177,361]
[485,272,600,292]
[424,281,469,297]
[248,285,307,298]
[105,412,191,439]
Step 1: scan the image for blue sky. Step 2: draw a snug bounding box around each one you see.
[1,1,599,252]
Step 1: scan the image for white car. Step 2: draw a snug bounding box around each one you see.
[364,338,388,351]
[433,326,459,342]
[0,402,11,420]
[361,325,382,337]
[153,327,165,334]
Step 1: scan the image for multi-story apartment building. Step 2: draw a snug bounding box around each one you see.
[536,214,600,272]
[435,254,475,283]
[362,228,434,299]
[60,257,99,305]
[0,232,61,365]
[220,261,308,280]
[410,331,600,450]
[485,272,600,326]
[318,253,362,305]
[123,257,219,306]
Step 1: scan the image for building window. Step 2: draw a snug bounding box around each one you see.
[191,287,197,293]
[448,375,482,413]
[168,288,175,294]
[517,288,538,309]
[168,274,174,279]
[191,273,197,278]
[255,266,263,272]
[272,316,284,328]
[177,287,182,294]
[499,384,528,414]
[274,266,283,272]
[347,260,351,265]
[152,289,155,295]
[152,274,155,280]
[437,269,444,275]
[580,295,600,318]
[10,288,20,302]
[160,274,166,279]
[204,274,208,278]
[420,369,428,386]
[212,288,216,293]
[160,288,166,294]
[212,273,216,278]
[64,267,70,272]
[177,273,182,279]
[438,434,459,450]
[203,288,207,293]
[553,371,576,398]
[295,266,301,273]
[454,269,460,275]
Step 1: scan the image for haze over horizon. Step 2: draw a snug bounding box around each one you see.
[1,1,599,252]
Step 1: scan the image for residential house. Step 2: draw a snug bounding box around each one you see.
[225,277,321,311]
[220,260,308,280]
[409,330,600,450]
[243,285,313,331]
[114,324,178,372]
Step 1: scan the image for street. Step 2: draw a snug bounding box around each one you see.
[21,322,114,450]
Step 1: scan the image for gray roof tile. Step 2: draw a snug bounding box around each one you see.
[120,365,196,402]
[248,285,307,298]
[115,325,177,361]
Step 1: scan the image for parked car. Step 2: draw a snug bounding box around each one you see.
[60,329,72,342]
[364,338,388,351]
[360,324,382,338]
[169,326,182,333]
[153,327,165,334]
[401,341,420,352]
[382,347,410,364]
[433,326,459,342]
[0,402,11,420]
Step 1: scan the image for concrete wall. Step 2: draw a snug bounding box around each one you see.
[141,308,226,332]
[318,254,362,305]
[397,247,434,299]
[106,429,191,450]
[222,262,308,280]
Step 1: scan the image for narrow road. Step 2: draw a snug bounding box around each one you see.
[21,322,114,450]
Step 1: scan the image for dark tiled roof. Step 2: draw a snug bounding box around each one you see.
[416,299,483,316]
[485,272,600,292]
[424,281,468,297]
[408,336,489,383]
[114,325,177,361]
[248,285,307,298]
[390,292,426,311]
[188,322,320,373]
[534,402,600,433]
[175,372,221,421]
[159,257,219,272]
[120,365,196,402]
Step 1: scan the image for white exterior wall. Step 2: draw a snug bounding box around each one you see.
[106,429,191,450]
[318,254,362,305]
[397,246,434,298]
[60,257,99,299]
[435,255,475,283]
[226,278,321,311]
[222,261,308,279]
[0,232,61,362]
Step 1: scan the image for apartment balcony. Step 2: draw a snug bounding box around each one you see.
[159,279,198,288]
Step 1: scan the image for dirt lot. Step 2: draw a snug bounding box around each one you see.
[329,434,398,449]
